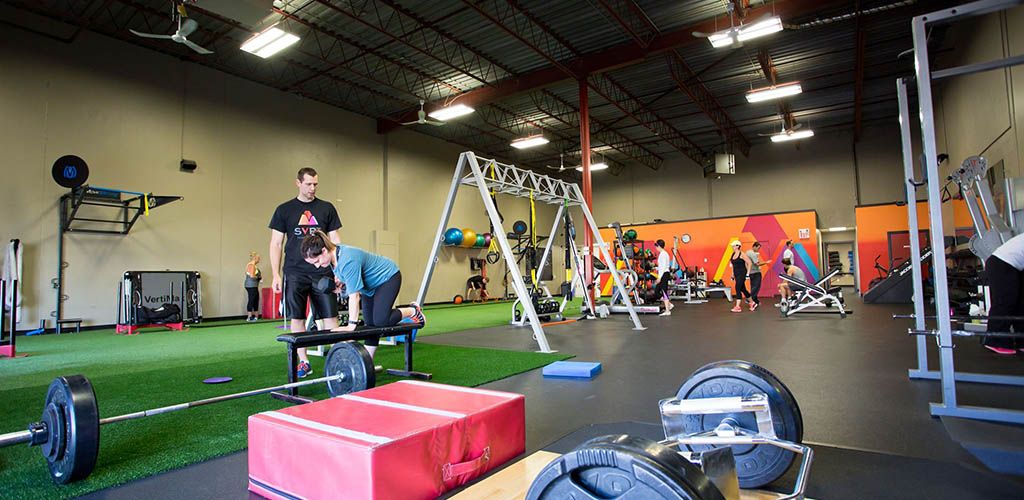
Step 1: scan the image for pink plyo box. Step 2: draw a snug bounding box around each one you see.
[248,380,526,500]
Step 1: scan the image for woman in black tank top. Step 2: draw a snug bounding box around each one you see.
[729,241,754,313]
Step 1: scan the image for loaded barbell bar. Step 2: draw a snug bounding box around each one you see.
[0,341,374,484]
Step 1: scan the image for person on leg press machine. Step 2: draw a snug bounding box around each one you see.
[301,230,425,360]
[983,233,1024,354]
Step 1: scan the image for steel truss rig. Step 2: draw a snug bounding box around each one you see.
[416,152,645,353]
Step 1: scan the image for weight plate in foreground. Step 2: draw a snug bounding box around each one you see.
[675,360,802,489]
[324,341,375,397]
[42,375,100,484]
[526,434,725,500]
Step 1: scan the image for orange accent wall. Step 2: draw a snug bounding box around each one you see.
[595,211,819,298]
[854,199,970,291]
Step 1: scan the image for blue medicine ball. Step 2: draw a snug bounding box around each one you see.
[444,228,464,246]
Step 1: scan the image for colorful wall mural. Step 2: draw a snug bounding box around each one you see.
[595,211,820,298]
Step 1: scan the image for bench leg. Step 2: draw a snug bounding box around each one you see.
[287,345,298,396]
[384,339,432,380]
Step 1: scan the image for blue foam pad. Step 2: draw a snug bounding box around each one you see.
[542,361,602,378]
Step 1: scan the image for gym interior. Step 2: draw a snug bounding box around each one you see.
[2,1,1024,499]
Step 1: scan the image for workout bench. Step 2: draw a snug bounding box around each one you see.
[778,268,850,318]
[275,322,428,403]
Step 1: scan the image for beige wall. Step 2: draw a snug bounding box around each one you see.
[0,27,568,328]
[591,124,909,230]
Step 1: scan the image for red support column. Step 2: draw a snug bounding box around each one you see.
[579,78,594,309]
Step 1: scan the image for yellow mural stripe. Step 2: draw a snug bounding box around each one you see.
[713,240,740,282]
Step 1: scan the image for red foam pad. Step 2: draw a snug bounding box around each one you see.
[248,380,525,500]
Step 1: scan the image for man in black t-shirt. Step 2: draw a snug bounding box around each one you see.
[465,275,489,301]
[269,167,342,378]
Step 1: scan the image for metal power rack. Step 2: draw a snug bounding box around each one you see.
[897,0,1024,424]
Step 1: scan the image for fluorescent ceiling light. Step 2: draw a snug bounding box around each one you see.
[771,129,814,142]
[241,27,300,58]
[510,135,549,149]
[575,162,609,172]
[745,82,802,103]
[827,226,849,232]
[708,16,783,48]
[428,104,474,121]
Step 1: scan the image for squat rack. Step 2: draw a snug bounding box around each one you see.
[416,152,645,353]
[897,0,1024,424]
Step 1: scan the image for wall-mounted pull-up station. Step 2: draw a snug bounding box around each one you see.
[416,152,645,353]
[52,155,183,331]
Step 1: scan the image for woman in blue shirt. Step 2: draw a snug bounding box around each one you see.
[301,231,425,358]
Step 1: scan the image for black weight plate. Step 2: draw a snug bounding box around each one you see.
[526,434,725,500]
[39,403,65,461]
[51,155,89,189]
[675,360,802,489]
[42,375,100,484]
[324,342,375,397]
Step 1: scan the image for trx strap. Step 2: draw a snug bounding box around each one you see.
[530,190,537,284]
[486,162,501,264]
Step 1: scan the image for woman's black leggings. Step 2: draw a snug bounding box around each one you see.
[245,287,259,313]
[984,256,1023,350]
[734,273,751,300]
[361,271,403,347]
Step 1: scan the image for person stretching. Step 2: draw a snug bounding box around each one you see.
[654,239,674,316]
[729,240,754,313]
[301,230,425,359]
[466,275,490,301]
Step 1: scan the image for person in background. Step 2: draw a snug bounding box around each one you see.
[783,241,795,264]
[301,230,425,360]
[778,258,806,306]
[983,233,1024,354]
[729,241,754,313]
[745,242,771,311]
[466,275,490,301]
[245,252,262,322]
[654,239,674,316]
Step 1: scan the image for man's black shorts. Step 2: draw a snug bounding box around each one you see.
[285,273,338,320]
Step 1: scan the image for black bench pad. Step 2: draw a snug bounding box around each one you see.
[276,323,423,348]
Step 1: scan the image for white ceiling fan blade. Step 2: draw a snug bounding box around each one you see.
[426,120,446,126]
[130,29,173,39]
[182,39,213,55]
[179,19,199,38]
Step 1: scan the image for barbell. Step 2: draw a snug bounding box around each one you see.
[0,341,374,484]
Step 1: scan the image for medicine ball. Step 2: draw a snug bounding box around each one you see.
[512,220,528,235]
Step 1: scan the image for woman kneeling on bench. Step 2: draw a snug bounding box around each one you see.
[301,230,425,359]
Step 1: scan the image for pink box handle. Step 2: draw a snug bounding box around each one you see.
[442,446,491,482]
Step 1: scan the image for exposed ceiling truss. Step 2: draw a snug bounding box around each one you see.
[3,0,958,175]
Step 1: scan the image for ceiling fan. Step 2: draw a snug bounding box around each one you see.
[759,122,804,137]
[401,100,446,126]
[692,3,779,48]
[130,3,213,55]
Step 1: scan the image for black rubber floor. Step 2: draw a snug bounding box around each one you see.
[82,295,1024,499]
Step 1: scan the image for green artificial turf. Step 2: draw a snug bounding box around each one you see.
[416,297,584,338]
[0,317,572,500]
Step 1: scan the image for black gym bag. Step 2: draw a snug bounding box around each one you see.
[135,303,182,324]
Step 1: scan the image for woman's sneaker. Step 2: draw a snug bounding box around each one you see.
[410,302,426,326]
[984,345,1016,355]
[730,306,742,313]
[296,360,312,378]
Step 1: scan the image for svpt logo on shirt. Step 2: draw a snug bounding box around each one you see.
[293,210,321,236]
